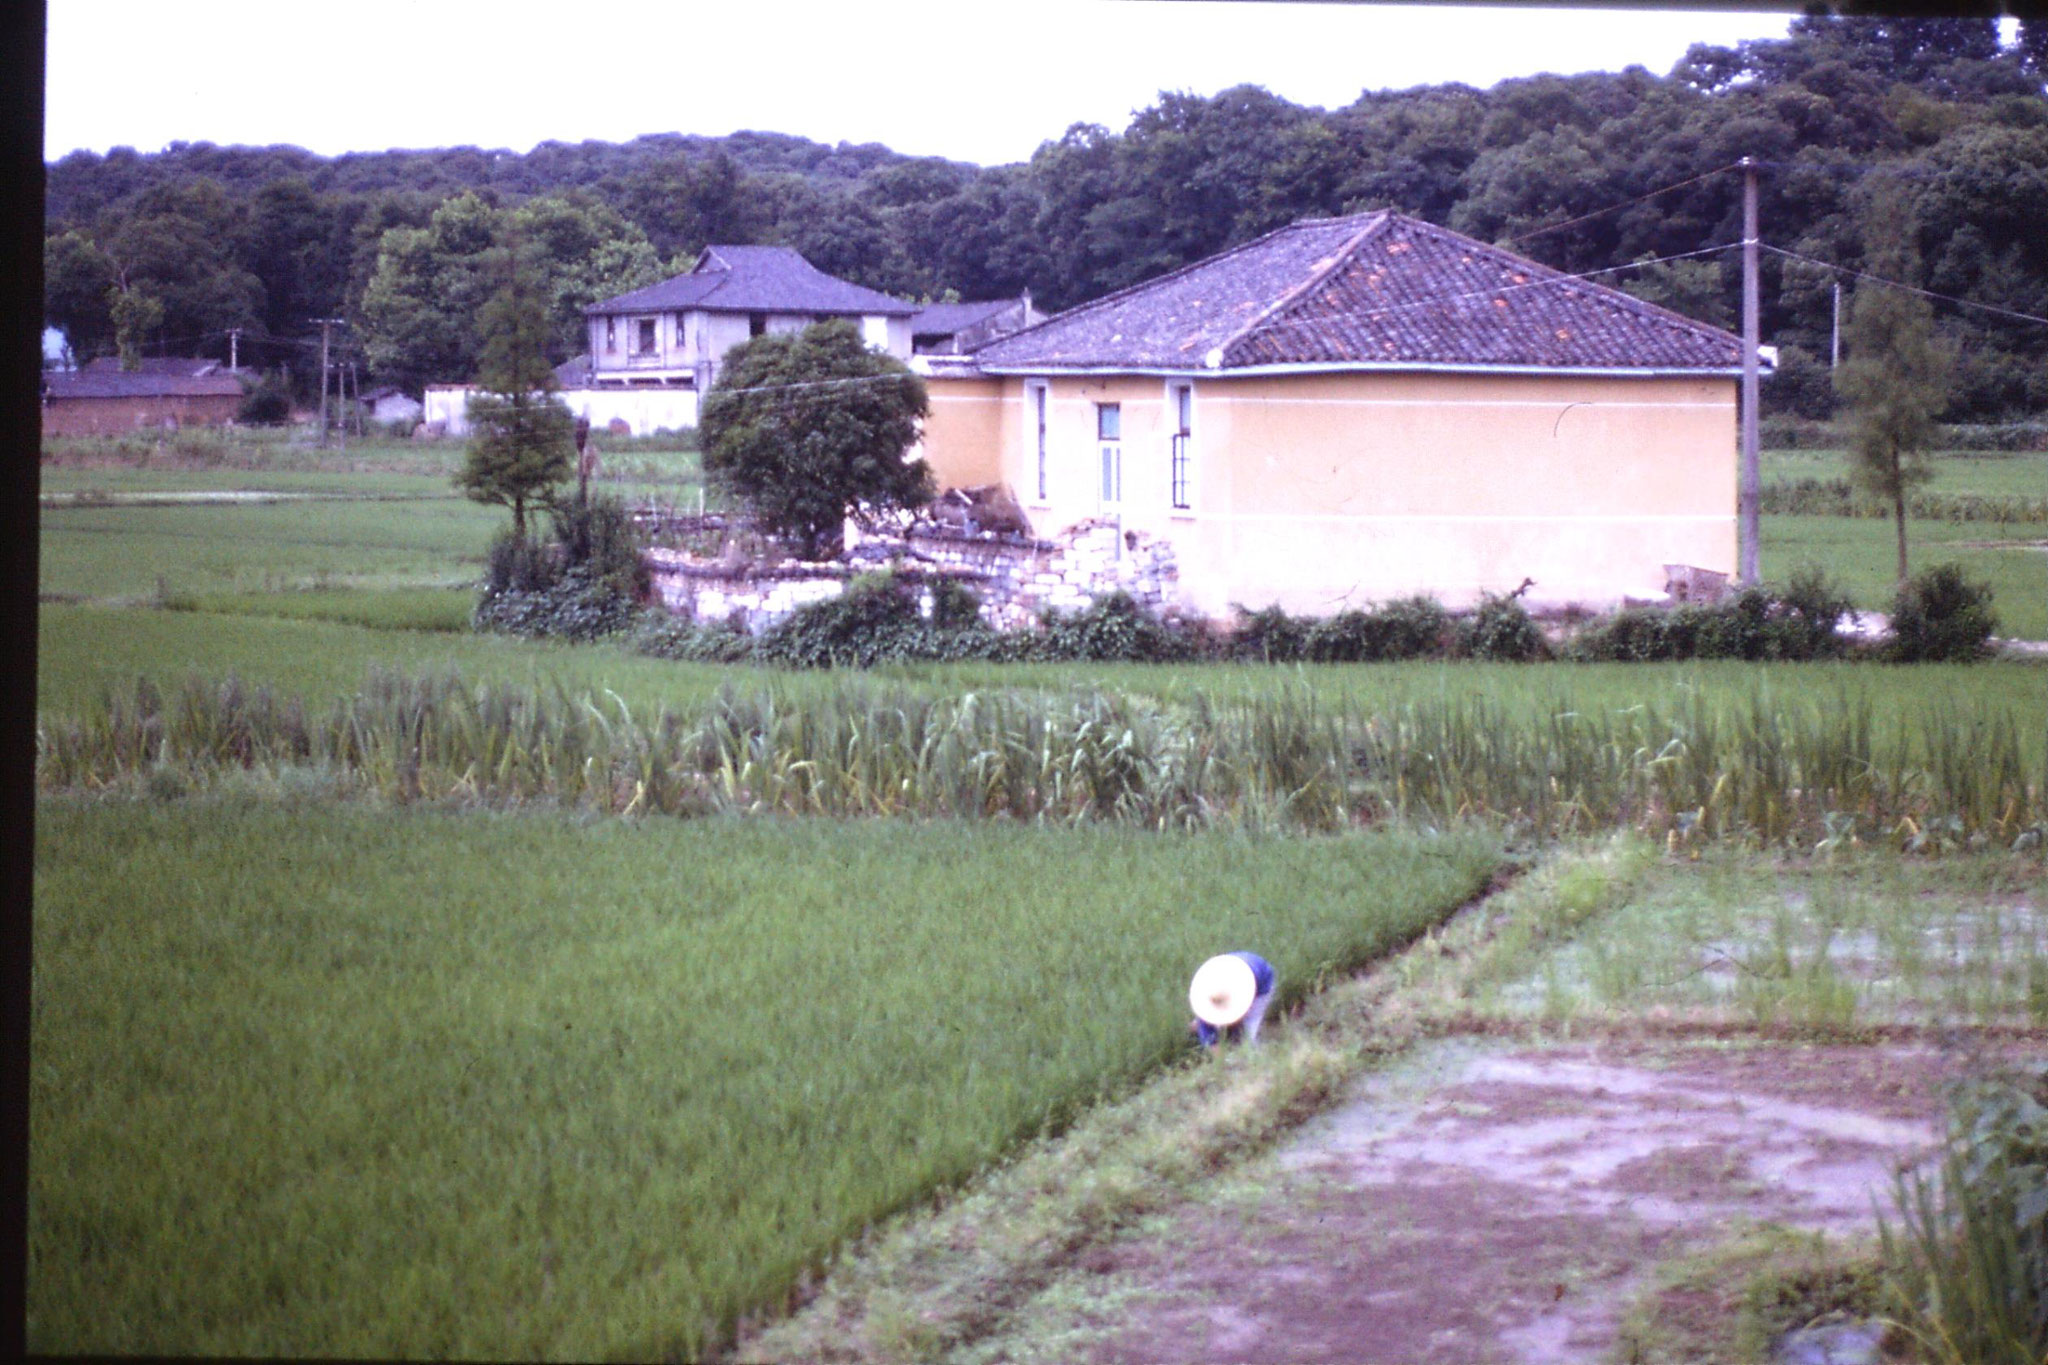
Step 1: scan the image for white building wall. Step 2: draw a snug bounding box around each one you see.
[422,384,696,438]
[558,387,699,434]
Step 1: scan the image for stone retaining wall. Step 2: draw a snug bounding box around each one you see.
[644,518,1182,634]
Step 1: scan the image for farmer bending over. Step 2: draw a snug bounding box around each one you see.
[1188,951,1276,1047]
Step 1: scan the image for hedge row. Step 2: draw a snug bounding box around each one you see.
[1761,478,2048,525]
[594,564,1999,668]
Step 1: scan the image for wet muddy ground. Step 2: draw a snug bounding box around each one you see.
[1010,1039,1968,1364]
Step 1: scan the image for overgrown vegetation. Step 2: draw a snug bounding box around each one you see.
[472,494,651,642]
[37,667,2045,846]
[1881,1062,2048,1365]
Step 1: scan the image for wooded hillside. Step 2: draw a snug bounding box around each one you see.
[43,14,2048,420]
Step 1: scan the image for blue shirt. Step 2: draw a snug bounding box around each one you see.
[1192,951,1276,1047]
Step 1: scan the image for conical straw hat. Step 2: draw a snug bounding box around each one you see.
[1189,954,1258,1027]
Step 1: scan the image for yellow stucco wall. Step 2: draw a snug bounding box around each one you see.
[923,368,1737,617]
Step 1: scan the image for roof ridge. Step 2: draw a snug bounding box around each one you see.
[1214,212,1392,367]
[971,212,1383,360]
[1396,216,1743,348]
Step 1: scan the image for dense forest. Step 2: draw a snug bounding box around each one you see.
[42,13,2048,420]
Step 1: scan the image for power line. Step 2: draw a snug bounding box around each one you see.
[1759,242,2048,327]
[1503,163,1745,246]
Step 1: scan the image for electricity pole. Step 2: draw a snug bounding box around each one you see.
[1738,157,1761,586]
[314,318,346,448]
[1831,281,1841,370]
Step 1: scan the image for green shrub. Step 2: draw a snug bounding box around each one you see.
[1228,603,1311,662]
[632,615,759,663]
[757,573,932,668]
[1759,417,1841,450]
[1939,421,2048,453]
[474,494,651,643]
[472,566,644,642]
[1461,593,1547,661]
[550,494,651,602]
[236,372,293,426]
[1889,563,1999,663]
[1305,597,1453,662]
[1563,568,1852,664]
[1030,592,1201,664]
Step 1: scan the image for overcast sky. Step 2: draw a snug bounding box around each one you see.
[46,1,1799,168]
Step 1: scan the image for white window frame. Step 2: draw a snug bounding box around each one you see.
[1096,401,1122,510]
[1025,380,1050,503]
[1166,381,1194,512]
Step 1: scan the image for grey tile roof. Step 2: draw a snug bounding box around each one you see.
[82,356,224,377]
[971,212,1744,373]
[46,368,245,399]
[909,300,1022,337]
[587,245,917,317]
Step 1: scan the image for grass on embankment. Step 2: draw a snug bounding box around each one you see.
[29,799,1498,1360]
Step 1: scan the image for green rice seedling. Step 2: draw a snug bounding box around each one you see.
[29,801,1498,1360]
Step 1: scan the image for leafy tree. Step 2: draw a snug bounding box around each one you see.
[1833,183,1950,586]
[248,176,353,340]
[43,230,116,360]
[455,242,576,537]
[700,319,931,560]
[360,191,662,387]
[108,287,164,370]
[359,191,501,391]
[504,195,664,358]
[94,178,264,362]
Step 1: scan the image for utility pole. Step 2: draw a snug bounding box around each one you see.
[316,318,335,447]
[313,318,347,448]
[1831,281,1841,370]
[1738,157,1761,586]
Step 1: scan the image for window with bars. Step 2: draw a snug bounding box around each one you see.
[1029,382,1049,501]
[1168,384,1192,509]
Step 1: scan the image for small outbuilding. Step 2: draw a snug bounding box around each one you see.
[41,358,245,438]
[916,210,1755,617]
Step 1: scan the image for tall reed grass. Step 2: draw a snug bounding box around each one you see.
[38,669,2045,844]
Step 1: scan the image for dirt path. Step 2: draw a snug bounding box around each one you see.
[990,1038,1961,1365]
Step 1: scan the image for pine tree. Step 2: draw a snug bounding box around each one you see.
[454,239,575,537]
[1833,185,1950,586]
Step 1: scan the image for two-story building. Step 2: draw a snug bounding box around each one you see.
[574,245,920,419]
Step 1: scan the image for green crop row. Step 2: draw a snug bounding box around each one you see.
[38,668,2045,845]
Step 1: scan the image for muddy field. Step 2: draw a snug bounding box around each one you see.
[1056,1039,1960,1364]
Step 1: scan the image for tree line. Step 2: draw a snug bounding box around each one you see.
[42,12,2048,420]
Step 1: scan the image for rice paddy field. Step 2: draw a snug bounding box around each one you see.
[27,431,2048,1358]
[30,802,1498,1358]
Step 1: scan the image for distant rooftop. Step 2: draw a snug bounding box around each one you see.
[588,245,917,317]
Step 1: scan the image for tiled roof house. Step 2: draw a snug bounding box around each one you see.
[42,358,246,437]
[582,245,918,396]
[918,210,1752,616]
